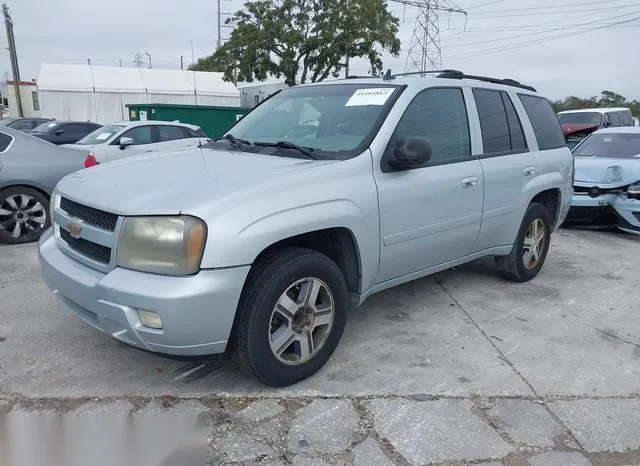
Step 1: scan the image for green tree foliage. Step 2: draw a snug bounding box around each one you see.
[551,91,639,116]
[190,0,401,86]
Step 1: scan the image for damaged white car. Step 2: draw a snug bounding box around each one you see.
[565,127,640,235]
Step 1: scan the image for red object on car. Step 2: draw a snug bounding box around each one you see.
[84,152,98,168]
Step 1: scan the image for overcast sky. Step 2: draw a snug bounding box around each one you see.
[2,0,639,100]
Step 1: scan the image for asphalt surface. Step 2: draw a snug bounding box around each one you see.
[1,227,639,465]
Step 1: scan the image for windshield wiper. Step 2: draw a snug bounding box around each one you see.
[254,140,318,160]
[216,133,251,149]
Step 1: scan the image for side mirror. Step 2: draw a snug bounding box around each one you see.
[54,130,64,136]
[388,137,432,170]
[119,136,134,150]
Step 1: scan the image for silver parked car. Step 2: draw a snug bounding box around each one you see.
[0,127,88,244]
[38,71,574,386]
[564,127,640,235]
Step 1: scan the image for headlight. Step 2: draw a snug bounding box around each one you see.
[628,183,640,197]
[117,216,206,276]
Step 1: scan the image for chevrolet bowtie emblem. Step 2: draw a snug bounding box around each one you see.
[67,222,83,239]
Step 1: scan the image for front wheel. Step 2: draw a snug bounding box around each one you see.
[229,247,348,387]
[496,202,552,282]
[0,187,50,244]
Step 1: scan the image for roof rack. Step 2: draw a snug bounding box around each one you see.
[382,68,537,92]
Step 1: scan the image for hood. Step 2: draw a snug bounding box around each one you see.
[56,148,335,215]
[561,123,599,137]
[573,156,640,187]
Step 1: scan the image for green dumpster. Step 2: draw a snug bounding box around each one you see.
[126,103,250,139]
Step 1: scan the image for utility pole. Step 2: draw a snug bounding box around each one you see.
[119,59,122,67]
[180,55,184,70]
[87,58,91,65]
[344,56,349,78]
[2,3,23,117]
[390,0,466,74]
[217,0,222,48]
[145,51,152,69]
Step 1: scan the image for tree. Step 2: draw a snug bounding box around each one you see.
[597,90,626,107]
[190,0,401,86]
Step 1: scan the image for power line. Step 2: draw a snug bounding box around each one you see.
[447,13,640,60]
[463,0,632,14]
[442,6,640,49]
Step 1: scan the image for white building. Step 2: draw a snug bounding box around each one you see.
[1,80,41,118]
[237,80,289,108]
[36,63,242,124]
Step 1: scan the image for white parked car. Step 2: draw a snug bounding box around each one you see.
[63,120,210,167]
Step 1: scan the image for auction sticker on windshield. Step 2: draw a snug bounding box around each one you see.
[345,88,395,107]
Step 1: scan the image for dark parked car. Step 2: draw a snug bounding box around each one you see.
[29,121,102,145]
[0,117,53,131]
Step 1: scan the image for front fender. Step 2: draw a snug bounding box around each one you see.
[200,199,380,292]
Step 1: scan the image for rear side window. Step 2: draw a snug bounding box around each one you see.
[501,92,527,151]
[473,88,511,154]
[0,132,12,151]
[610,112,621,126]
[158,125,186,142]
[518,94,566,150]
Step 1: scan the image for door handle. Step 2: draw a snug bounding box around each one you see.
[462,176,478,188]
[524,167,536,177]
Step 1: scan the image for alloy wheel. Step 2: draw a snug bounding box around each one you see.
[268,277,335,365]
[0,193,47,240]
[522,218,546,270]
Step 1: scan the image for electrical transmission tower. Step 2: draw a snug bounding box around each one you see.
[390,0,466,74]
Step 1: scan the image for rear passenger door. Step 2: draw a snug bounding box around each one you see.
[156,125,201,152]
[374,87,484,283]
[470,88,532,251]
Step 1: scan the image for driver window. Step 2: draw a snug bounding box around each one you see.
[394,87,471,165]
[118,126,153,145]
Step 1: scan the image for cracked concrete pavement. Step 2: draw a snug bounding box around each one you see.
[1,228,639,465]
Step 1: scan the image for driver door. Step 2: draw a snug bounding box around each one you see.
[373,87,484,283]
[103,125,158,162]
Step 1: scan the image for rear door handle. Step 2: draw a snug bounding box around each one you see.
[524,167,536,177]
[462,176,478,188]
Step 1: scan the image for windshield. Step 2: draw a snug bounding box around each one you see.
[573,133,640,157]
[32,121,60,133]
[557,112,603,126]
[216,83,401,159]
[76,125,125,145]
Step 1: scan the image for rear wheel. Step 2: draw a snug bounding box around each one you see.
[0,187,50,244]
[496,202,551,282]
[229,247,348,387]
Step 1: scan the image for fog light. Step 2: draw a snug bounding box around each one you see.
[137,309,163,329]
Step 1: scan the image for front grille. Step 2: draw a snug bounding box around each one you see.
[565,206,616,225]
[60,228,112,264]
[60,197,118,231]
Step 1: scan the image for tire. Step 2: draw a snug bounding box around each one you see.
[496,202,552,283]
[0,187,50,244]
[229,247,348,387]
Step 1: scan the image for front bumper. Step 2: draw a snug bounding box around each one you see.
[566,192,640,235]
[38,228,250,356]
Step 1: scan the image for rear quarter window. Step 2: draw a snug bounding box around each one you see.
[518,94,566,151]
[0,132,13,152]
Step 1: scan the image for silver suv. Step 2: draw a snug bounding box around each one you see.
[38,71,574,387]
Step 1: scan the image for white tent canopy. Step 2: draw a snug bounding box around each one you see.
[37,63,241,124]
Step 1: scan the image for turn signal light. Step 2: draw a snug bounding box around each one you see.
[84,152,98,168]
